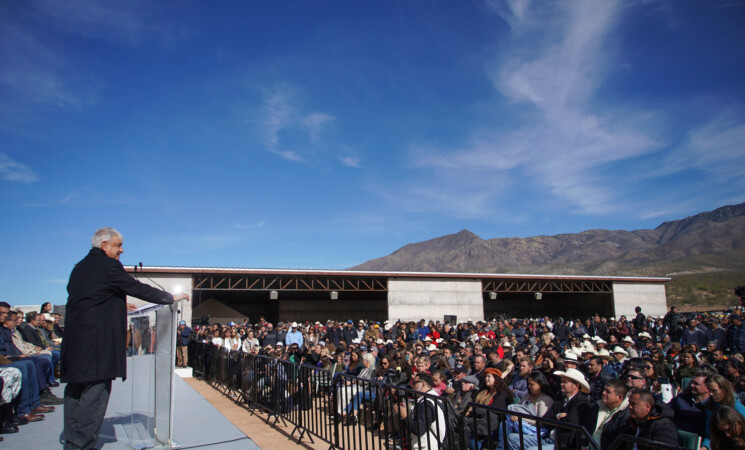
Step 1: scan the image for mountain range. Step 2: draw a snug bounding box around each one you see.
[350,202,745,277]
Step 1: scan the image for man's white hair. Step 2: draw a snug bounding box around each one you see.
[91,227,123,248]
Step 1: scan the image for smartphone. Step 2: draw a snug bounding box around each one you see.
[658,377,670,384]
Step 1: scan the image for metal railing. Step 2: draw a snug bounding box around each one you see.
[187,342,687,450]
[607,434,684,450]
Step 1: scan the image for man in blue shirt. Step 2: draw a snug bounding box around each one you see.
[176,321,192,368]
[285,322,304,348]
[417,320,430,341]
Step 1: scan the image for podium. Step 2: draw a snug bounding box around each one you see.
[125,301,183,449]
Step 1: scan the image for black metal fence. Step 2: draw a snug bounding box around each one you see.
[607,435,684,450]
[188,342,684,450]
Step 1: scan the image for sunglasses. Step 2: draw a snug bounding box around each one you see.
[626,375,644,380]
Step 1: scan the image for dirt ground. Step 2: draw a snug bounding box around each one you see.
[185,377,329,450]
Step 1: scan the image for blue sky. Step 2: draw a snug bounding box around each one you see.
[1,0,744,304]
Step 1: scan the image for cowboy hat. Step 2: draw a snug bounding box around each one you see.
[554,368,591,394]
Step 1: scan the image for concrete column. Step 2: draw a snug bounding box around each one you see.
[387,278,484,323]
[612,282,667,319]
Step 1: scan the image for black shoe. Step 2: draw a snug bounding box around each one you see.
[14,416,28,425]
[0,422,19,434]
[49,381,60,387]
[40,391,64,405]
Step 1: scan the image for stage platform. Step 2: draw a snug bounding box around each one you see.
[2,366,260,449]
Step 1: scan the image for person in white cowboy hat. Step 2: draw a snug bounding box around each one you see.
[523,368,593,450]
[580,338,595,354]
[563,351,581,370]
[595,348,620,379]
[622,336,639,358]
[285,321,304,348]
[610,346,629,378]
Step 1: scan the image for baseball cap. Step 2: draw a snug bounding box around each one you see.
[462,375,479,385]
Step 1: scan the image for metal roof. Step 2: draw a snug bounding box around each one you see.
[126,265,670,283]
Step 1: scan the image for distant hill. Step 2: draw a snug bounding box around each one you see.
[350,202,745,279]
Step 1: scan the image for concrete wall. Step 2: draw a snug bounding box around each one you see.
[388,278,484,323]
[127,273,193,325]
[612,282,668,319]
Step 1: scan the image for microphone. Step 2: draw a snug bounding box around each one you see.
[131,261,167,292]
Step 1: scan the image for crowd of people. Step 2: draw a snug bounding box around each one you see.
[185,305,745,449]
[0,301,65,441]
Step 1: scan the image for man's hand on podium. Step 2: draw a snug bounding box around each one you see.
[174,292,190,302]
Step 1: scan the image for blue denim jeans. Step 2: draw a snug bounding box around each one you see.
[508,431,553,450]
[7,360,42,416]
[345,389,375,414]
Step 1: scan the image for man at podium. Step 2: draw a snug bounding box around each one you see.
[61,227,189,450]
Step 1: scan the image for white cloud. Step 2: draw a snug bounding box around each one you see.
[300,113,335,143]
[28,0,189,47]
[254,84,341,164]
[339,156,361,168]
[400,0,666,217]
[0,0,185,126]
[667,113,745,179]
[234,221,266,230]
[0,152,39,182]
[0,20,102,112]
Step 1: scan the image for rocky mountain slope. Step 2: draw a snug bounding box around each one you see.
[350,202,745,276]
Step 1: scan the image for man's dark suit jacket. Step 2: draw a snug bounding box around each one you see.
[61,247,174,384]
[20,324,44,348]
[547,391,594,449]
